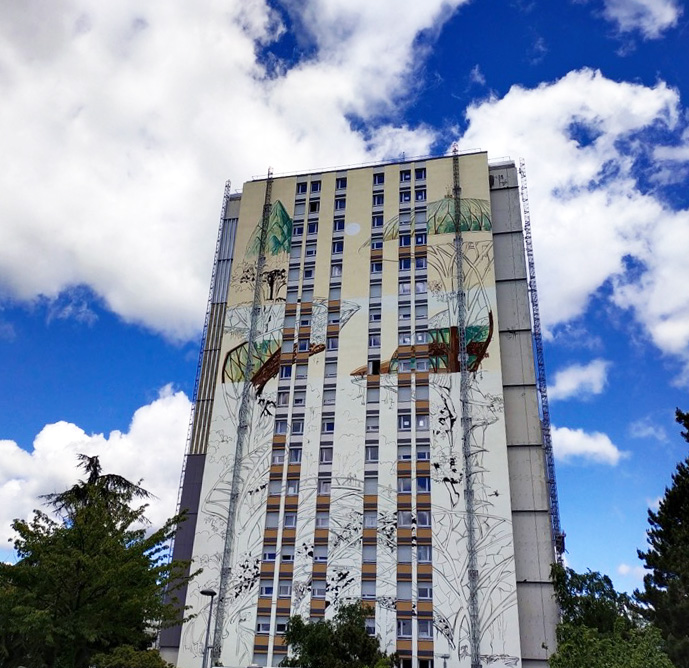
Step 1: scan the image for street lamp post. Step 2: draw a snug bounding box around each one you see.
[200,589,217,668]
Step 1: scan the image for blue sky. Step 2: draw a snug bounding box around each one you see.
[2,0,689,590]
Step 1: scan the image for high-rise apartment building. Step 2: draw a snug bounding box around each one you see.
[161,152,561,668]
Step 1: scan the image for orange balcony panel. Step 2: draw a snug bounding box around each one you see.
[316,495,330,506]
[416,371,430,382]
[415,244,427,253]
[284,497,299,510]
[397,563,413,578]
[300,303,313,315]
[266,497,281,510]
[311,599,326,614]
[417,528,432,540]
[283,327,295,338]
[397,461,412,475]
[260,561,275,575]
[328,300,340,310]
[416,493,432,507]
[362,562,377,577]
[417,563,433,578]
[314,528,329,542]
[285,303,298,315]
[363,528,378,540]
[416,400,430,411]
[273,434,287,445]
[296,352,310,363]
[286,464,300,476]
[371,249,383,260]
[279,562,294,577]
[327,324,340,336]
[363,494,378,507]
[298,326,310,337]
[418,640,434,655]
[397,495,412,509]
[254,637,269,650]
[398,372,412,384]
[312,561,328,576]
[264,528,279,541]
[282,528,296,541]
[273,635,286,648]
[367,374,380,386]
[397,600,413,614]
[396,639,413,653]
[417,600,434,615]
[416,461,431,475]
[399,247,412,258]
[276,600,291,614]
[397,528,413,541]
[270,464,284,476]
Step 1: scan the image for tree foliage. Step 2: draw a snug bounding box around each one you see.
[0,455,193,668]
[280,603,396,668]
[549,564,673,668]
[636,408,689,668]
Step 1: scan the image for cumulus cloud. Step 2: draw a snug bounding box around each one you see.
[552,425,629,464]
[459,68,689,381]
[0,0,473,340]
[602,0,682,39]
[617,562,647,580]
[0,385,190,560]
[549,358,611,401]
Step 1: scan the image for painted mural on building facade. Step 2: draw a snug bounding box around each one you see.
[178,161,523,668]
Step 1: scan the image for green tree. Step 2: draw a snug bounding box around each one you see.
[0,455,193,668]
[549,564,673,668]
[91,645,173,668]
[636,408,689,667]
[280,603,396,668]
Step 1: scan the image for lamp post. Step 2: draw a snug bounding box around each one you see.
[200,589,217,668]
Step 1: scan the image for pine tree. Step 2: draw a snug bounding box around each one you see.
[636,409,689,668]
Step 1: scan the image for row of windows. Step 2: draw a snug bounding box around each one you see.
[261,542,432,564]
[272,442,430,465]
[295,168,426,196]
[276,413,429,437]
[373,191,427,207]
[266,476,431,497]
[256,616,432,640]
[370,257,426,274]
[265,509,432,531]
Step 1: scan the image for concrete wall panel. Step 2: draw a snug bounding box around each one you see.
[496,280,532,332]
[507,446,549,511]
[516,583,559,663]
[503,386,542,445]
[494,232,528,281]
[513,511,556,581]
[490,186,521,233]
[499,330,537,386]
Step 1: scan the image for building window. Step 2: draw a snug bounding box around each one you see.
[399,332,412,345]
[415,280,427,294]
[363,511,377,528]
[372,193,384,206]
[365,416,379,433]
[284,513,297,528]
[399,234,411,247]
[277,391,290,407]
[415,232,427,245]
[256,617,271,633]
[417,510,431,527]
[279,581,293,597]
[398,511,412,527]
[322,419,335,433]
[418,584,433,599]
[269,480,281,496]
[415,188,426,202]
[367,387,380,403]
[266,512,279,528]
[398,545,412,563]
[299,314,311,326]
[329,286,341,300]
[418,544,432,563]
[263,549,276,561]
[328,311,340,326]
[304,244,317,258]
[370,283,382,298]
[311,181,321,193]
[334,218,345,232]
[400,170,411,182]
[314,545,327,562]
[315,512,329,529]
[365,445,379,462]
[297,339,310,352]
[397,619,412,637]
[373,173,385,185]
[336,177,347,189]
[325,362,337,377]
[418,619,432,638]
[416,358,429,371]
[415,167,426,180]
[400,190,411,203]
[417,444,430,460]
[304,267,315,281]
[399,306,411,320]
[326,336,338,350]
[369,309,381,322]
[371,239,383,250]
[282,545,295,561]
[289,448,302,464]
[363,544,376,562]
[275,617,289,634]
[318,479,331,495]
[309,200,320,214]
[293,390,306,406]
[287,479,300,495]
[399,282,411,295]
[320,447,333,463]
[398,414,412,431]
[369,334,381,347]
[272,450,285,465]
[416,415,429,431]
[397,581,412,600]
[362,580,376,598]
[332,240,344,254]
[368,360,381,375]
[417,477,431,492]
[371,261,383,274]
[334,197,346,210]
[416,331,428,344]
[364,476,377,494]
[260,581,274,597]
[331,263,343,277]
[308,221,318,235]
[275,419,288,434]
[399,258,411,271]
[398,445,412,461]
[372,214,383,228]
[293,224,304,237]
[295,364,308,379]
[296,182,307,195]
[323,389,336,405]
[416,256,427,270]
[397,478,412,493]
[365,618,376,636]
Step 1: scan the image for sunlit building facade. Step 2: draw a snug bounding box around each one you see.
[161,152,560,668]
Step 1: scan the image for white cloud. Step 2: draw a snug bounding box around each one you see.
[549,358,611,401]
[552,425,629,465]
[459,68,689,382]
[469,65,486,86]
[617,562,647,580]
[647,495,663,511]
[0,0,472,340]
[602,0,682,39]
[0,385,190,559]
[629,418,668,441]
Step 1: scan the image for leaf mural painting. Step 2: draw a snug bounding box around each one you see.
[246,200,293,256]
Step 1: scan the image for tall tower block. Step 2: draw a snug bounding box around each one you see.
[161,153,561,668]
